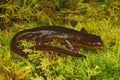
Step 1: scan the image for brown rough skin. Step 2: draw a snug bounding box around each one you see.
[10,26,103,58]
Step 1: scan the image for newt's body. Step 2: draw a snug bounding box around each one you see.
[10,26,103,58]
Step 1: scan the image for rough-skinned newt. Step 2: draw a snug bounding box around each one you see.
[10,26,103,58]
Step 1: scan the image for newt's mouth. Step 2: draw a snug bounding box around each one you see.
[84,42,103,49]
[86,45,103,49]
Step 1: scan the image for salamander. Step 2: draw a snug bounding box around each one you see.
[10,26,103,58]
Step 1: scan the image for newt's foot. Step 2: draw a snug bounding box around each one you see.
[72,48,79,53]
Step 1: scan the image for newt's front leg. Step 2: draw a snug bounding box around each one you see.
[65,40,78,53]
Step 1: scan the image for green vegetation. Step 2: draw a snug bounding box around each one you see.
[0,0,120,80]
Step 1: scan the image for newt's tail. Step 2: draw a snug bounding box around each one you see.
[30,45,86,58]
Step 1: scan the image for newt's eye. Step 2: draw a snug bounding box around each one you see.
[88,42,96,46]
[92,42,96,46]
[97,42,102,45]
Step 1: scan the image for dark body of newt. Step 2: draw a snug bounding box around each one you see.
[10,26,103,58]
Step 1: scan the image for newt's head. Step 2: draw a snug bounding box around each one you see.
[77,34,103,49]
[76,28,103,49]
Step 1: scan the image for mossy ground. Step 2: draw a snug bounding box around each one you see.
[0,0,120,80]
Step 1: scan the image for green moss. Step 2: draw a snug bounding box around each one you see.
[0,0,120,80]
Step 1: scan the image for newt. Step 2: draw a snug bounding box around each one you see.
[10,26,103,58]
